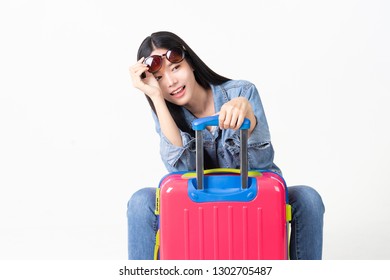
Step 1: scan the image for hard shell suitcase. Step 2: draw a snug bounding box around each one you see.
[154,115,291,260]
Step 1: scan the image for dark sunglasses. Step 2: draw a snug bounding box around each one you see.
[143,47,185,74]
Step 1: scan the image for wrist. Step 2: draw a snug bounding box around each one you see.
[150,94,165,104]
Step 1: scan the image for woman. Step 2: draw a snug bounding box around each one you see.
[127,31,325,260]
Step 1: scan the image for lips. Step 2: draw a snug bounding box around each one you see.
[170,86,185,96]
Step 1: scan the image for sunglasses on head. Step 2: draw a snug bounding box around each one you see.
[143,47,185,74]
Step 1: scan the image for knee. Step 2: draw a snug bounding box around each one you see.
[288,185,325,217]
[127,188,156,217]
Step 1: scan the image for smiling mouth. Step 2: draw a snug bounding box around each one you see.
[170,86,185,96]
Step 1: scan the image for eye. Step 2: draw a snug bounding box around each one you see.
[172,65,180,71]
[155,76,162,81]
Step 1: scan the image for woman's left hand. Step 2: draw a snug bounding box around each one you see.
[218,97,256,133]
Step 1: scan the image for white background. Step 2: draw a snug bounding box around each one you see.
[0,0,389,260]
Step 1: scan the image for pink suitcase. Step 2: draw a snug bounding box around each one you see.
[154,116,291,260]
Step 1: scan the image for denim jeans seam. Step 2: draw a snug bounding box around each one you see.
[294,219,301,260]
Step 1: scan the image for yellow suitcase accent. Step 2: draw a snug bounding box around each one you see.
[286,204,292,221]
[181,168,262,179]
[155,188,160,215]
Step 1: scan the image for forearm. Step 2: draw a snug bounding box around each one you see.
[159,133,196,172]
[223,131,276,171]
[152,96,183,147]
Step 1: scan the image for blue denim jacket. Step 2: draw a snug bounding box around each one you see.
[151,79,282,175]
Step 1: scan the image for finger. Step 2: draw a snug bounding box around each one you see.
[236,114,245,130]
[130,65,149,82]
[221,108,233,129]
[218,109,226,129]
[230,110,240,130]
[129,62,148,74]
[129,58,145,71]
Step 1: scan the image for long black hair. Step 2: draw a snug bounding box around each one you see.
[137,31,230,135]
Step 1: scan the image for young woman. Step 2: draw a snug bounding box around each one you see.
[127,31,325,260]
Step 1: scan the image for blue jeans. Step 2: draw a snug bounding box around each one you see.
[127,185,325,260]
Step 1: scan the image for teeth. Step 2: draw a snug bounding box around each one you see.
[172,86,183,95]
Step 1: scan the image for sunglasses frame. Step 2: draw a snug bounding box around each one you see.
[143,47,185,74]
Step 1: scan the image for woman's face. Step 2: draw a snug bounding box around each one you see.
[148,48,198,106]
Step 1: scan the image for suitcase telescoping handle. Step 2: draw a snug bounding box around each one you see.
[191,115,251,190]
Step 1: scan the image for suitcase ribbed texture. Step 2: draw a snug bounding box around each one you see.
[179,205,267,260]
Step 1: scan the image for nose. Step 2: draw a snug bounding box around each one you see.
[164,72,177,87]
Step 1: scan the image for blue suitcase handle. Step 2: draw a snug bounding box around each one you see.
[192,115,251,130]
[191,115,251,190]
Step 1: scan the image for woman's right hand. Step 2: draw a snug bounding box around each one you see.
[129,58,163,100]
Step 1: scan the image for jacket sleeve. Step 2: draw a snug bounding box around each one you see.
[222,83,282,174]
[151,111,197,172]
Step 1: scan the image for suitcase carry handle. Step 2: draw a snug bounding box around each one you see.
[191,115,250,190]
[192,115,251,130]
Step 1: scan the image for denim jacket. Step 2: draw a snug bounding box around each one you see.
[151,79,282,175]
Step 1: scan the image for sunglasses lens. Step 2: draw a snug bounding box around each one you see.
[166,48,185,63]
[145,56,162,73]
[144,48,184,73]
